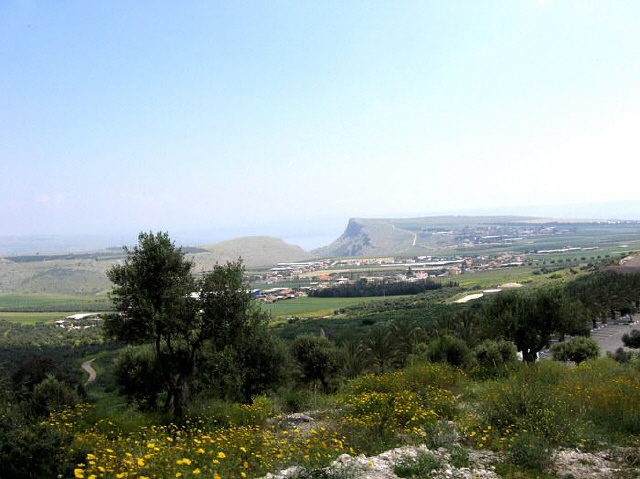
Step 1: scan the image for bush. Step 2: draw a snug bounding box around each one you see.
[622,329,640,348]
[425,335,472,369]
[277,388,314,413]
[31,374,80,417]
[476,362,577,446]
[113,345,163,410]
[0,413,80,479]
[473,339,518,377]
[506,431,552,470]
[607,347,637,363]
[393,450,442,478]
[552,336,600,364]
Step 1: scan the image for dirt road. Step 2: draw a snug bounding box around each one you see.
[82,358,97,386]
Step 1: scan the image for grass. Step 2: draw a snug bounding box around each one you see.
[0,293,113,312]
[0,311,68,324]
[36,358,640,479]
[262,296,393,320]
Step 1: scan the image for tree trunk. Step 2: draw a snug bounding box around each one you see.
[170,377,189,424]
[522,349,537,363]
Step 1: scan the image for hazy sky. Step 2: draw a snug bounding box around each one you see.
[2,1,640,248]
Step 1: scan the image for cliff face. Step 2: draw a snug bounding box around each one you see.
[312,219,375,257]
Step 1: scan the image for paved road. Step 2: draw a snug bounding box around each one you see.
[589,318,638,356]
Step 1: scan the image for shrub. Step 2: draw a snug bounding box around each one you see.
[0,413,79,479]
[607,347,638,364]
[472,339,518,377]
[393,450,442,478]
[552,336,600,364]
[425,335,472,369]
[557,358,640,438]
[506,431,552,470]
[475,362,578,447]
[31,374,80,417]
[622,329,640,348]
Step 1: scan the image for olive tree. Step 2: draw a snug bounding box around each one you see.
[106,231,258,421]
[481,287,582,363]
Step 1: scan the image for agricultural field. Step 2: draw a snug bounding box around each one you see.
[0,293,112,312]
[262,296,394,321]
[0,311,70,324]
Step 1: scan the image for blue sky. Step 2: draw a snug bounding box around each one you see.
[2,1,640,249]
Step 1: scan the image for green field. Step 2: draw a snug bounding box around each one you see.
[261,296,392,320]
[0,293,113,312]
[0,311,69,324]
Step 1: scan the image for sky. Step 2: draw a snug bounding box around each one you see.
[2,1,640,250]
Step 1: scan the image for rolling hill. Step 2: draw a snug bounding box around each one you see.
[0,236,316,295]
[194,236,316,270]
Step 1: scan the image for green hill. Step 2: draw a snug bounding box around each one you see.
[0,236,315,295]
[187,236,316,270]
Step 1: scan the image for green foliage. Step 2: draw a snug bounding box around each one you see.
[607,347,639,363]
[472,339,518,377]
[106,231,268,421]
[480,287,580,362]
[622,329,640,348]
[552,336,600,364]
[393,450,442,478]
[113,345,164,410]
[505,431,552,471]
[291,334,342,392]
[276,388,314,413]
[31,374,81,417]
[0,407,80,479]
[195,323,291,402]
[424,334,472,368]
[475,362,577,446]
[105,231,196,345]
[309,278,442,298]
[12,355,85,418]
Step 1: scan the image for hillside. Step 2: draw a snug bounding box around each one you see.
[312,216,640,258]
[0,236,315,295]
[194,236,316,270]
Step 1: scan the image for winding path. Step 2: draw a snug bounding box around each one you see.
[81,358,97,386]
[391,224,417,247]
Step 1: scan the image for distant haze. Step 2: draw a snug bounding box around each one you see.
[2,200,640,256]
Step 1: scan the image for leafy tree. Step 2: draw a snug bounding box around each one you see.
[12,355,85,417]
[196,323,291,402]
[552,336,600,364]
[481,287,579,363]
[106,231,259,421]
[30,374,80,417]
[113,345,164,410]
[290,334,341,392]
